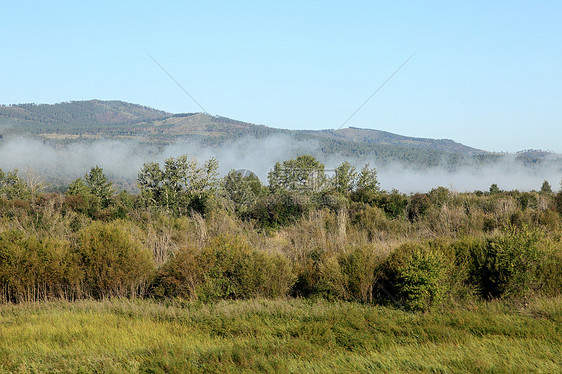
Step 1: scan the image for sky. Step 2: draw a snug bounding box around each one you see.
[1,1,561,153]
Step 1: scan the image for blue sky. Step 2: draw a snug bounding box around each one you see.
[2,1,561,152]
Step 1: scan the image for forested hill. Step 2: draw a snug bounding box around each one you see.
[0,100,169,130]
[3,99,557,169]
[0,99,479,148]
[304,127,483,155]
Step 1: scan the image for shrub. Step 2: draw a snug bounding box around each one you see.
[379,242,450,311]
[407,193,432,222]
[0,230,81,303]
[75,221,154,298]
[249,192,311,229]
[149,245,199,299]
[373,190,408,219]
[468,226,543,299]
[196,235,294,300]
[319,245,381,302]
[150,235,295,301]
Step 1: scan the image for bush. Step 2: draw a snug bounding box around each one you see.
[373,190,408,219]
[148,245,199,299]
[0,230,81,303]
[150,235,295,301]
[319,245,380,302]
[249,192,311,229]
[379,242,450,311]
[75,221,154,298]
[197,235,295,300]
[467,226,543,299]
[407,193,432,222]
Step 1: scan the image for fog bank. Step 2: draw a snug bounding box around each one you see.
[0,135,560,193]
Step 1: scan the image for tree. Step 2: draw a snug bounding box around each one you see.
[356,163,379,194]
[540,180,552,194]
[66,177,90,198]
[333,161,357,194]
[0,168,31,200]
[137,162,164,206]
[224,169,264,213]
[84,166,113,207]
[137,155,220,214]
[555,181,562,216]
[489,183,501,194]
[268,155,326,194]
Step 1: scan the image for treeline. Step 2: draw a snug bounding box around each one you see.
[0,155,561,310]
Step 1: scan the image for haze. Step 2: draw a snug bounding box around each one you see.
[1,136,560,193]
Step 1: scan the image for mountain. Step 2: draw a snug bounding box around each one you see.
[302,127,483,155]
[1,100,556,169]
[0,100,169,130]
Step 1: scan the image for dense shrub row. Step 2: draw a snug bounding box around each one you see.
[1,218,560,310]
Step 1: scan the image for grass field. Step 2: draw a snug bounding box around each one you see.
[0,297,560,373]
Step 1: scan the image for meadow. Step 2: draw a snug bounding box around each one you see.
[1,297,560,373]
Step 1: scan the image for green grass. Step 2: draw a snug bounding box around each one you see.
[0,298,561,373]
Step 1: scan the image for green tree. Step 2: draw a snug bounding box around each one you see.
[66,177,90,198]
[489,183,501,194]
[268,155,326,194]
[0,168,31,200]
[137,155,220,214]
[84,166,113,207]
[356,163,379,194]
[555,181,562,216]
[137,161,164,206]
[540,180,552,193]
[333,161,357,194]
[224,170,264,213]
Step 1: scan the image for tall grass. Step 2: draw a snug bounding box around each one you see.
[0,297,560,373]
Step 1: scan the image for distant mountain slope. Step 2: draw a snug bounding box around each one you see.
[5,100,558,169]
[0,100,169,131]
[305,127,484,155]
[0,99,483,150]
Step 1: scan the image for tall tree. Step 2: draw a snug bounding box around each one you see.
[356,163,379,194]
[84,166,113,207]
[268,155,326,194]
[333,161,357,194]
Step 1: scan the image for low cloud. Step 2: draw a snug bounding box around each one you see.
[0,135,560,193]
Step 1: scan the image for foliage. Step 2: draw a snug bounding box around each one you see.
[223,169,265,214]
[489,183,501,194]
[151,235,295,301]
[0,159,561,310]
[249,192,312,228]
[319,245,381,302]
[0,169,30,200]
[379,242,450,311]
[333,161,357,194]
[84,166,114,207]
[138,155,219,215]
[467,226,544,299]
[268,155,327,194]
[0,230,81,303]
[541,180,553,193]
[407,193,432,222]
[75,221,154,298]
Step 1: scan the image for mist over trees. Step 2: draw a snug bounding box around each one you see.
[0,153,561,310]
